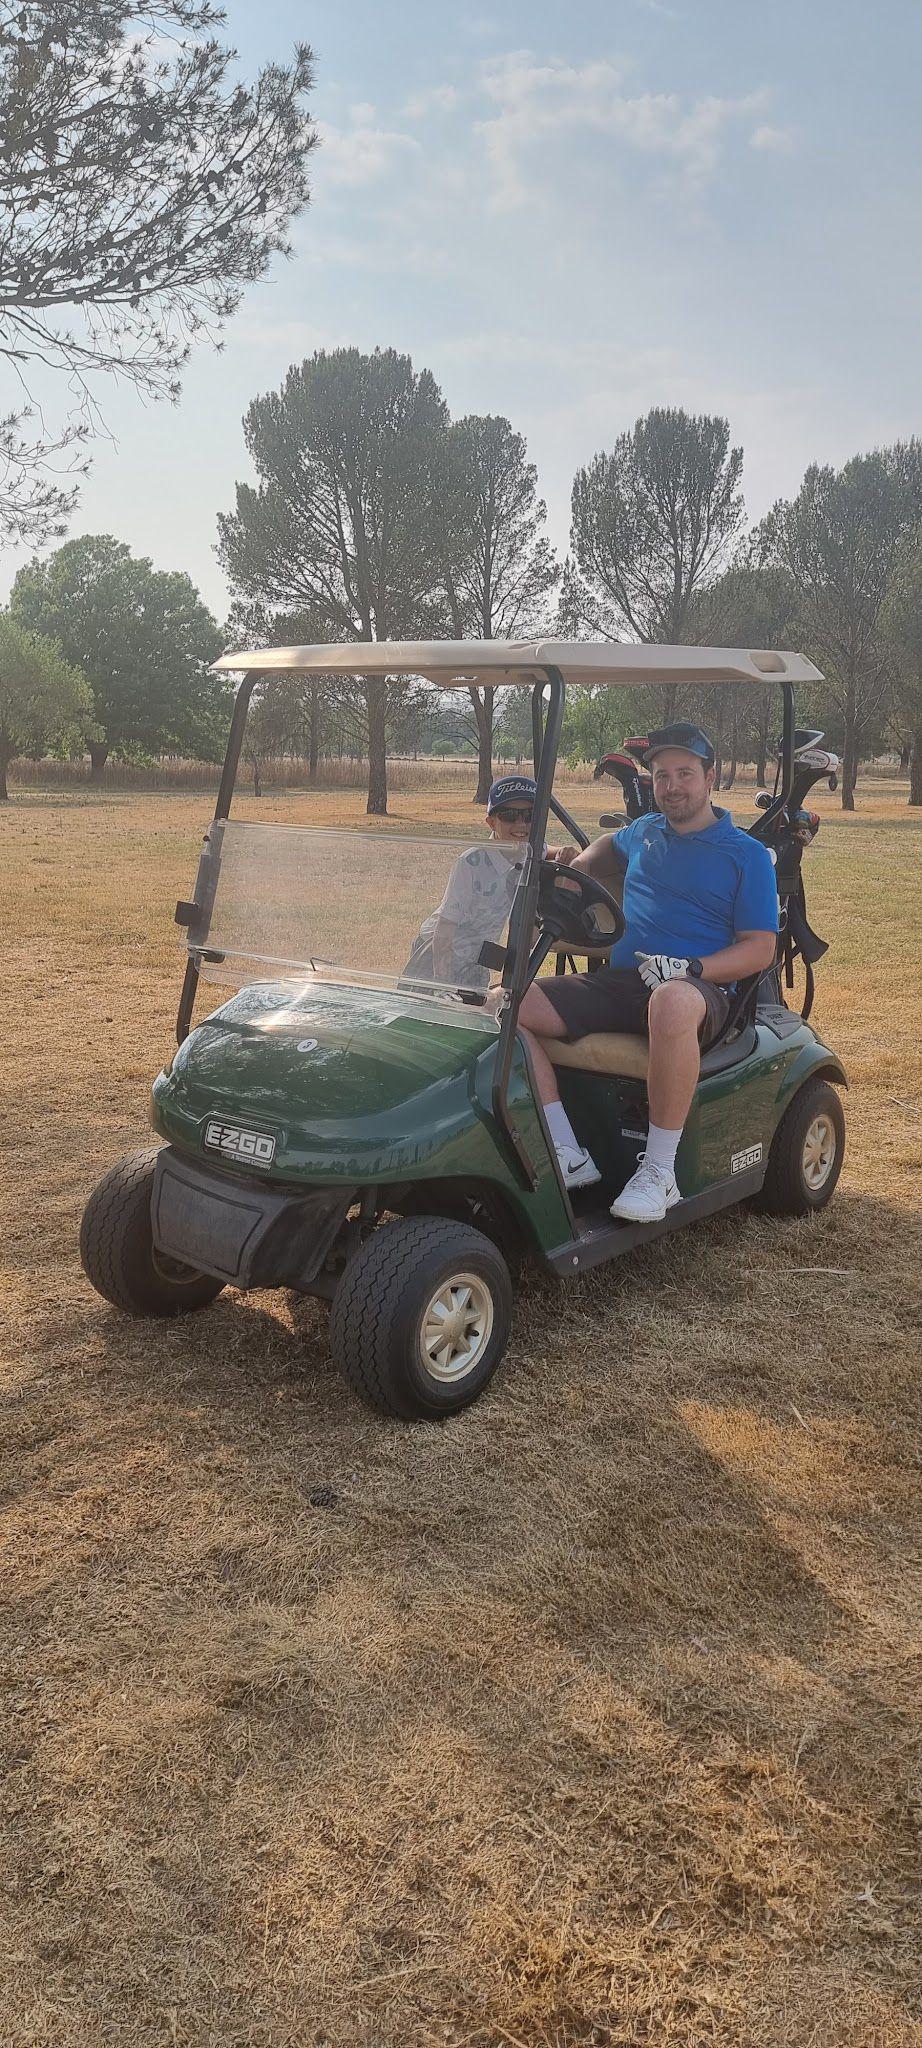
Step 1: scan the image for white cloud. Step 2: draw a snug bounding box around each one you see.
[476,50,769,208]
[315,117,421,191]
[750,123,796,154]
[403,83,461,119]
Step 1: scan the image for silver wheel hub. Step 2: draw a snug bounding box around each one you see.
[419,1271,494,1383]
[802,1112,836,1190]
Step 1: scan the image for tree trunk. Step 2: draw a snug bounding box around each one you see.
[365,679,388,816]
[0,746,10,800]
[723,706,739,790]
[841,692,858,810]
[910,723,922,806]
[468,685,494,803]
[708,700,725,792]
[659,685,678,726]
[88,742,109,782]
[252,756,261,798]
[308,683,320,784]
[899,741,911,772]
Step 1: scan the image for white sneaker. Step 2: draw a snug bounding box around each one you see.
[610,1157,682,1223]
[555,1142,602,1190]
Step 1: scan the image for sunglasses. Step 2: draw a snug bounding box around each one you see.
[493,806,534,823]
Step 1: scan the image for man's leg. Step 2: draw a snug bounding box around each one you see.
[514,981,569,1105]
[611,978,707,1222]
[646,978,707,1126]
[504,981,601,1189]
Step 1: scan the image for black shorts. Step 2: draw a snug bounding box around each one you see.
[540,965,730,1049]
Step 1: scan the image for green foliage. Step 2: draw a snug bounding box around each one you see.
[439,415,559,639]
[0,1,316,542]
[881,526,922,802]
[436,412,559,798]
[493,685,534,764]
[218,348,449,638]
[687,560,803,781]
[0,610,91,796]
[881,528,922,690]
[218,346,452,812]
[764,444,922,803]
[561,686,639,765]
[566,408,745,655]
[10,534,226,771]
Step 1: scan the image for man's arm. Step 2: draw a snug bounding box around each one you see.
[696,930,777,983]
[555,833,626,904]
[638,930,776,988]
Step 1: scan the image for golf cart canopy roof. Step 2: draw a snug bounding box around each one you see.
[211,640,824,689]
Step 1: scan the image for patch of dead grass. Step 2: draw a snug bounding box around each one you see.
[1,784,920,2046]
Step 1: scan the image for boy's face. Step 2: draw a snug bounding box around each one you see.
[490,803,533,844]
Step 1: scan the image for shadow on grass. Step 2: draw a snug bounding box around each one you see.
[3,1186,919,2045]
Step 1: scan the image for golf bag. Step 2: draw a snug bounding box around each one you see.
[593,739,657,824]
[749,730,839,1018]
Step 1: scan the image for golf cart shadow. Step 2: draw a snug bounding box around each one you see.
[87,1284,339,1414]
[82,1153,875,1425]
[76,1215,913,2015]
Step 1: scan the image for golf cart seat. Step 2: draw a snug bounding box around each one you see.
[537,1030,650,1079]
[535,1019,758,1080]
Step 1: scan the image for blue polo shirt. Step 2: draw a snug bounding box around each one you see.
[608,807,778,970]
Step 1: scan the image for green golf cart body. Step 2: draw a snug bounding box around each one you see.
[80,640,847,1419]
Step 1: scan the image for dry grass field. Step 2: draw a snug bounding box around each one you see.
[2,775,921,2048]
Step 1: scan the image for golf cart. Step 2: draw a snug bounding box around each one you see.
[80,641,847,1420]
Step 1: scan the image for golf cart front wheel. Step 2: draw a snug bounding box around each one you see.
[330,1216,513,1419]
[80,1147,224,1316]
[755,1079,845,1216]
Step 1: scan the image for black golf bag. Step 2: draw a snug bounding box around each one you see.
[593,739,657,823]
[749,730,839,1018]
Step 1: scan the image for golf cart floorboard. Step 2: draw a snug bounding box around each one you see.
[547,1165,766,1274]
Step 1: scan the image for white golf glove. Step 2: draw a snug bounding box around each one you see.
[635,951,690,989]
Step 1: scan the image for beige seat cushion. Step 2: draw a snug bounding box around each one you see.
[535,1031,649,1079]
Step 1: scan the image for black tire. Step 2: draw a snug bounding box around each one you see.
[80,1147,224,1317]
[754,1079,845,1217]
[329,1216,513,1420]
[392,1186,524,1276]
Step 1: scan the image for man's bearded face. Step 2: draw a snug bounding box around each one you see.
[651,749,712,822]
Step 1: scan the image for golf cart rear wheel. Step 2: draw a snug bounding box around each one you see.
[755,1079,845,1216]
[80,1147,224,1317]
[330,1216,513,1420]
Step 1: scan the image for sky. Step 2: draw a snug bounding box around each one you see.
[3,0,920,621]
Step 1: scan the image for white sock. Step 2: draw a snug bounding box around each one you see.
[645,1123,682,1175]
[545,1099,582,1153]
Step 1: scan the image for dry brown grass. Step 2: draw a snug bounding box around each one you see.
[2,779,921,2048]
[8,753,605,797]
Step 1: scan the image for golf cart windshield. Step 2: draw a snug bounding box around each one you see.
[182,820,530,1024]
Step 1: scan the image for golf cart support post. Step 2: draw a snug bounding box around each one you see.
[177,640,817,1189]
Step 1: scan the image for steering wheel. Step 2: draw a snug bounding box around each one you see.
[535,859,625,953]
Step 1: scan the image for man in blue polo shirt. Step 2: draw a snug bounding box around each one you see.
[514,722,779,1222]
